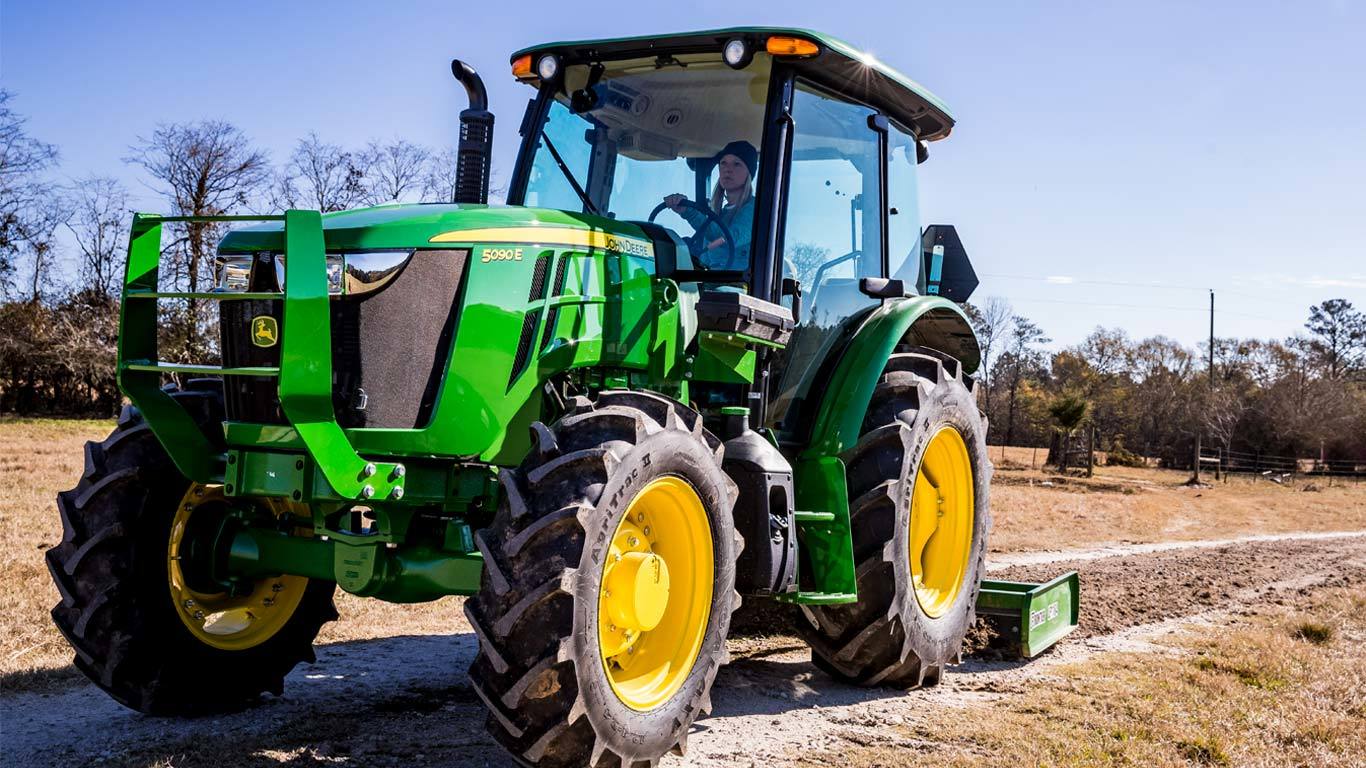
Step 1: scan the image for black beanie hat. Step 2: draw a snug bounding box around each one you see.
[713,140,758,177]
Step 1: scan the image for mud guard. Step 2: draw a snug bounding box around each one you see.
[787,296,980,602]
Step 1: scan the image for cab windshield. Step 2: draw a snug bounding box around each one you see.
[519,53,772,272]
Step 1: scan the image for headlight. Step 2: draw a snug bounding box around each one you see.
[215,254,253,292]
[723,38,752,69]
[536,54,560,82]
[214,250,413,297]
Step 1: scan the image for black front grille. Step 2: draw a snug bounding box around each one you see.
[221,297,286,424]
[219,248,469,429]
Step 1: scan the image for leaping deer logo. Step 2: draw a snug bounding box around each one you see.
[251,316,278,348]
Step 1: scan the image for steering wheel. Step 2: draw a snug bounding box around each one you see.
[648,199,736,270]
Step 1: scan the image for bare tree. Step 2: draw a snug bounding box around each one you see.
[19,194,68,302]
[361,138,429,205]
[0,90,62,298]
[1202,384,1248,456]
[66,175,129,296]
[999,315,1051,446]
[125,121,270,360]
[964,295,1012,412]
[272,132,367,212]
[785,242,830,288]
[422,147,460,203]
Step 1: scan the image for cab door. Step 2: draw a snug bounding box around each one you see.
[767,80,888,434]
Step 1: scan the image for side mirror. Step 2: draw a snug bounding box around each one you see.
[919,225,978,302]
[916,140,929,165]
[781,277,803,322]
[858,277,908,299]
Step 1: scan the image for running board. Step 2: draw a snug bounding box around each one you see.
[975,571,1080,658]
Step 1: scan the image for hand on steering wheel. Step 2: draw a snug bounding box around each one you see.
[648,198,736,270]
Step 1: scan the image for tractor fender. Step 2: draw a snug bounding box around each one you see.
[788,296,979,600]
[802,295,979,460]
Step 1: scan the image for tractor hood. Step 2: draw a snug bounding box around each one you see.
[215,203,677,466]
[218,203,660,256]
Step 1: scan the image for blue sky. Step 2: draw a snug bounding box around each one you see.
[3,1,1363,348]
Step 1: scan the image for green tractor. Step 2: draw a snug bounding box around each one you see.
[48,27,1034,767]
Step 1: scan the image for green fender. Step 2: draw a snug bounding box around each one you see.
[787,296,980,603]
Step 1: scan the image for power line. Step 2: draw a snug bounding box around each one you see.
[981,272,1286,305]
[982,272,1211,292]
[1006,296,1296,321]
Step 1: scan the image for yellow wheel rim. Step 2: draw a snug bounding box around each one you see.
[598,476,713,711]
[167,484,310,651]
[908,427,975,618]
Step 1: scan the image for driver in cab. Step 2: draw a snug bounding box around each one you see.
[662,140,756,272]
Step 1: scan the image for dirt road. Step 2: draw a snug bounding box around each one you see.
[4,531,1364,767]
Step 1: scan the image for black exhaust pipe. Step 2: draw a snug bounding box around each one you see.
[450,59,493,204]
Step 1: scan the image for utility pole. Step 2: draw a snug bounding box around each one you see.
[1208,289,1215,387]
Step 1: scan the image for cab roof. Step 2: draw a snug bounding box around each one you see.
[511,27,955,141]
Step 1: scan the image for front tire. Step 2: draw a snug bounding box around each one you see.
[46,384,338,714]
[466,391,741,767]
[798,349,992,688]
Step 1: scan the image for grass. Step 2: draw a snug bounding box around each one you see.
[1292,621,1335,645]
[0,417,113,690]
[984,444,1366,553]
[1,419,1362,695]
[796,588,1366,768]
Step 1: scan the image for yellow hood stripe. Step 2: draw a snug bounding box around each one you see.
[429,227,654,257]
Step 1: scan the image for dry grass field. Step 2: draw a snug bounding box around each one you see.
[797,587,1366,768]
[985,444,1366,553]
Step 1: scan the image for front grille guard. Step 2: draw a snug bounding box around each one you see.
[119,210,406,500]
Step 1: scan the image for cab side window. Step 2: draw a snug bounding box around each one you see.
[886,123,922,284]
[769,81,884,429]
[780,83,882,324]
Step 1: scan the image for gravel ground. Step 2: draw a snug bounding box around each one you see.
[2,531,1363,767]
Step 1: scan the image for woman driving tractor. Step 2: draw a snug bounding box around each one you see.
[662,139,757,271]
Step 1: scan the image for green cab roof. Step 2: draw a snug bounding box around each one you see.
[512,27,955,141]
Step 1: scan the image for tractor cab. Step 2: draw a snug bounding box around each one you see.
[504,28,976,434]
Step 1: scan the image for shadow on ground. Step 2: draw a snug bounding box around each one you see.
[2,625,961,768]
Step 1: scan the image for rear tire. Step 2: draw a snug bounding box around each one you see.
[46,383,338,714]
[798,349,991,688]
[466,391,741,767]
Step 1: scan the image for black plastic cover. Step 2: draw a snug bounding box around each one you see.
[723,426,797,596]
[697,290,794,346]
[919,224,978,303]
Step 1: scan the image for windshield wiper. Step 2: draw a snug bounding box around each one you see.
[539,131,599,216]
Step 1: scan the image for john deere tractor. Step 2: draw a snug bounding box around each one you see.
[49,27,1014,767]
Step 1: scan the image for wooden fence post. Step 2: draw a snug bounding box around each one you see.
[1087,427,1095,477]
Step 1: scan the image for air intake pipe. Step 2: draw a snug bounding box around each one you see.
[450,59,493,204]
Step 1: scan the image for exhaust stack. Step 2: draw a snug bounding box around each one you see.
[450,59,493,204]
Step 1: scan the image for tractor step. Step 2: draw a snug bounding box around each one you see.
[975,571,1079,658]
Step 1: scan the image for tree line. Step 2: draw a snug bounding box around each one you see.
[966,296,1366,470]
[0,90,473,414]
[1,88,1363,470]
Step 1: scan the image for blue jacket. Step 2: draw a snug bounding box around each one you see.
[680,196,754,271]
